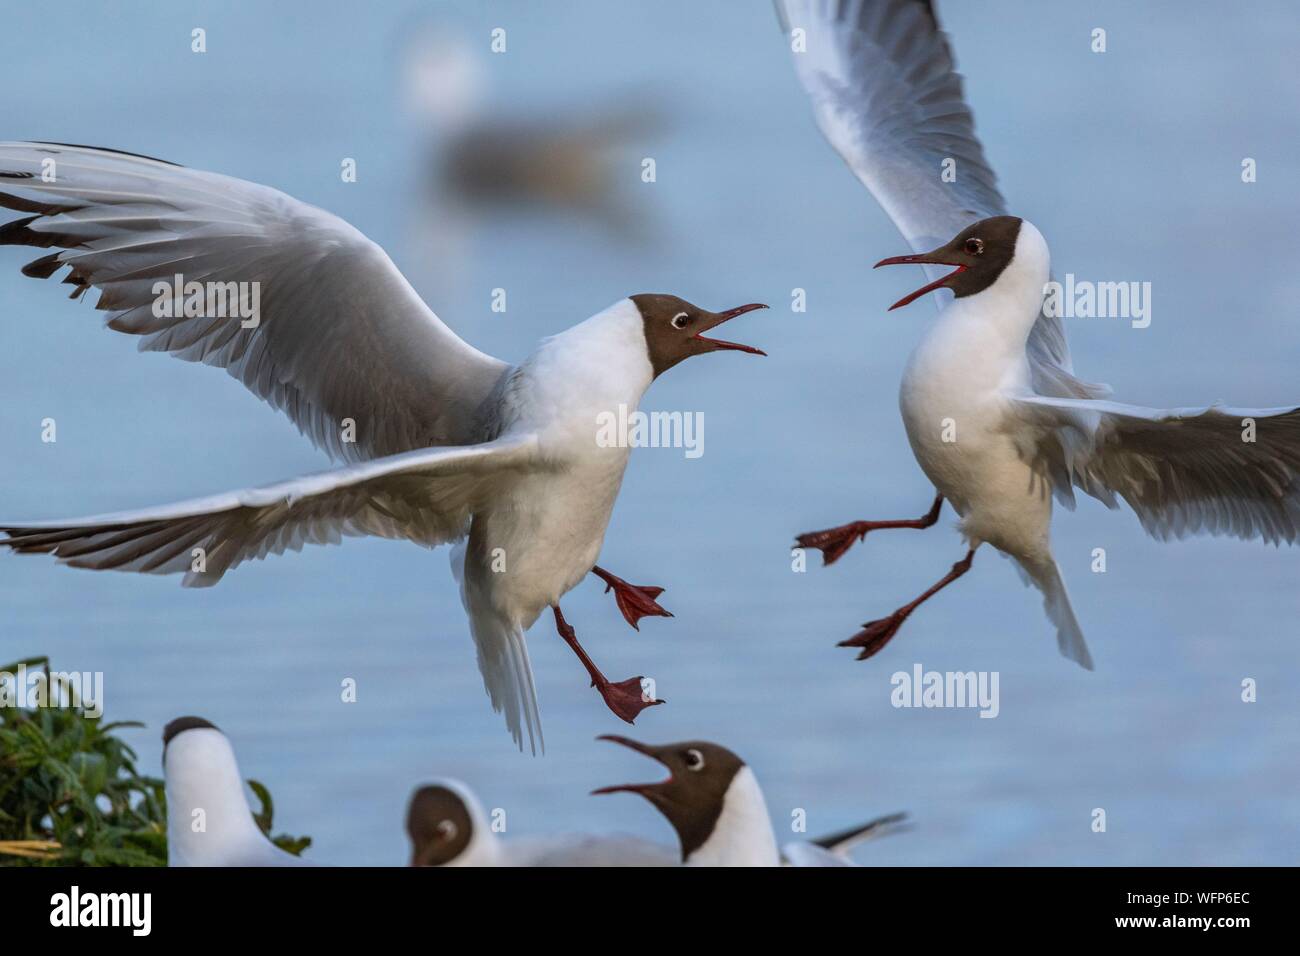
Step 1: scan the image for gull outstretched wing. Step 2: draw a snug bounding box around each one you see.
[0,141,510,461]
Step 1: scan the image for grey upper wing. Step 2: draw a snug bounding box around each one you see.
[0,434,542,585]
[1011,394,1300,544]
[776,0,1002,249]
[0,142,510,462]
[775,0,1097,395]
[505,835,678,867]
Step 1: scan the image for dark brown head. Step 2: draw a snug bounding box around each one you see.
[591,735,747,861]
[874,215,1024,310]
[406,783,474,866]
[161,715,219,756]
[630,293,767,377]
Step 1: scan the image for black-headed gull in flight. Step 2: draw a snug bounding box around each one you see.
[0,143,768,751]
[778,0,1300,667]
[408,741,906,867]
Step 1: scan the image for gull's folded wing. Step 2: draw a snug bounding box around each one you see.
[1011,394,1300,544]
[0,433,542,585]
[0,142,510,461]
[782,843,856,867]
[811,810,909,851]
[774,0,1100,398]
[782,810,910,866]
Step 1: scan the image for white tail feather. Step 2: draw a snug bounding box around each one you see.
[1015,557,1094,670]
[450,543,544,754]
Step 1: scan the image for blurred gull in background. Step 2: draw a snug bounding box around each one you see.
[402,23,667,238]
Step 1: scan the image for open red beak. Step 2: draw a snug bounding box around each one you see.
[874,254,967,311]
[694,303,768,355]
[590,735,671,797]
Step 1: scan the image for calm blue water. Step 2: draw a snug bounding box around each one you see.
[1,1,1297,865]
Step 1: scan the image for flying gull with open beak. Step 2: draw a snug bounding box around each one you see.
[0,142,768,751]
[162,717,313,867]
[408,744,905,867]
[777,0,1300,667]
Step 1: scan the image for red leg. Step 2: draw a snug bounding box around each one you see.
[840,548,975,661]
[591,565,673,631]
[796,494,943,566]
[552,605,664,723]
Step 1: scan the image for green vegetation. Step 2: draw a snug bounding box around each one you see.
[0,656,310,866]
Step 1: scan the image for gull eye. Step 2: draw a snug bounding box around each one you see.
[964,237,985,255]
[671,312,691,330]
[684,748,705,771]
[436,820,458,842]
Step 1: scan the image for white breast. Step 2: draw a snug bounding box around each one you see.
[511,297,655,453]
[685,767,781,867]
[471,298,656,622]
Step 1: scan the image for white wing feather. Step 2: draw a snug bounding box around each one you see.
[0,433,542,585]
[775,0,1103,399]
[0,142,509,461]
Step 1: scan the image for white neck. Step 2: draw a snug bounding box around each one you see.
[165,729,288,866]
[684,767,781,867]
[919,223,1051,387]
[514,298,655,432]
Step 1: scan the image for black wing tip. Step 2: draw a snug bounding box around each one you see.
[812,811,911,849]
[162,715,219,747]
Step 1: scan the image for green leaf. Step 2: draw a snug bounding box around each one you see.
[1,655,311,867]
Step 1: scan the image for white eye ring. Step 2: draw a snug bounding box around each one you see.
[436,820,459,841]
[671,312,690,329]
[685,748,705,771]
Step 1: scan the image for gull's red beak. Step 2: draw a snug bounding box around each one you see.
[874,253,967,311]
[694,303,768,355]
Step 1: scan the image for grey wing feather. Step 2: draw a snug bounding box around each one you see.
[505,835,677,867]
[0,434,541,585]
[0,142,510,462]
[775,0,1104,400]
[1011,395,1300,544]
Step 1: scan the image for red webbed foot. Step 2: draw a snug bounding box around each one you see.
[592,566,673,631]
[838,612,909,661]
[594,675,665,724]
[795,522,870,566]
